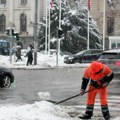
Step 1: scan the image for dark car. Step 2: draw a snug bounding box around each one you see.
[0,66,14,88]
[64,49,103,64]
[0,40,10,55]
[98,49,120,64]
[0,48,4,55]
[98,49,120,75]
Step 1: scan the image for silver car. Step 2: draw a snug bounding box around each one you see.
[98,49,120,75]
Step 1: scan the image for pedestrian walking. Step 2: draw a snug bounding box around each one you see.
[79,61,114,120]
[26,44,33,66]
[16,46,22,62]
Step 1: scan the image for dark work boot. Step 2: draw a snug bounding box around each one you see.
[79,105,94,119]
[101,105,110,120]
[79,114,92,119]
[104,115,110,120]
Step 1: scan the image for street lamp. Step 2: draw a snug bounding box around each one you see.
[33,0,38,65]
[6,28,14,64]
[103,0,106,50]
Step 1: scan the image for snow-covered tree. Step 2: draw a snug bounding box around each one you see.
[38,1,102,54]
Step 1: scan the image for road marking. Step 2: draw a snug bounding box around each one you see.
[71,95,120,113]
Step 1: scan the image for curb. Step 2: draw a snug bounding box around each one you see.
[10,65,89,70]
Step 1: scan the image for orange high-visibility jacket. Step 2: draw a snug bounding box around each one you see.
[81,61,114,91]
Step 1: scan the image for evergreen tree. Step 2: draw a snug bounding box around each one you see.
[38,1,102,54]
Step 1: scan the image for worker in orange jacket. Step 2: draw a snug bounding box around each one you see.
[80,61,114,120]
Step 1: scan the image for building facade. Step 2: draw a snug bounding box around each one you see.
[68,0,120,36]
[0,0,106,37]
[0,0,45,37]
[0,0,120,49]
[68,0,120,49]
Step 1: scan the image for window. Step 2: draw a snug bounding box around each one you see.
[99,53,120,59]
[0,14,6,33]
[0,0,6,4]
[107,17,114,35]
[111,43,116,49]
[91,50,103,54]
[0,41,10,48]
[21,0,27,6]
[84,51,91,56]
[20,13,27,32]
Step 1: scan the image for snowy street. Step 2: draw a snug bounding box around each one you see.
[0,0,120,119]
[0,68,120,120]
[0,53,120,120]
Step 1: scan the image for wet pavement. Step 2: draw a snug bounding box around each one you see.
[0,67,119,118]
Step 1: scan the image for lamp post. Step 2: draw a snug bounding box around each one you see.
[10,28,13,64]
[45,0,48,55]
[103,0,105,50]
[57,0,62,66]
[6,27,13,64]
[33,0,38,65]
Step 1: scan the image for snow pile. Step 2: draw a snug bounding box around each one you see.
[0,50,90,68]
[0,100,119,120]
[38,92,52,101]
[0,53,120,120]
[0,51,64,68]
[114,117,120,120]
[0,101,79,120]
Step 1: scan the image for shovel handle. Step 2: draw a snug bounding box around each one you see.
[56,87,97,104]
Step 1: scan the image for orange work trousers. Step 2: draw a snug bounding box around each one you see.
[87,85,108,106]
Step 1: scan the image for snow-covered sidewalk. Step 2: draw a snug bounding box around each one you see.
[0,51,90,69]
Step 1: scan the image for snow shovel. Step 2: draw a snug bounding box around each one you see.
[55,84,107,105]
[55,87,97,104]
[40,87,97,104]
[38,86,104,104]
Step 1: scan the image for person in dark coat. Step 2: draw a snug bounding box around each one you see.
[26,44,33,66]
[16,46,22,62]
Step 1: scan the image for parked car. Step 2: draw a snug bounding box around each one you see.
[0,40,10,55]
[64,49,103,64]
[0,48,4,55]
[98,49,120,64]
[98,49,120,75]
[0,66,14,88]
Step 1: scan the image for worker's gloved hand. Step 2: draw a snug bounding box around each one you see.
[100,76,108,84]
[80,90,85,96]
[102,82,108,88]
